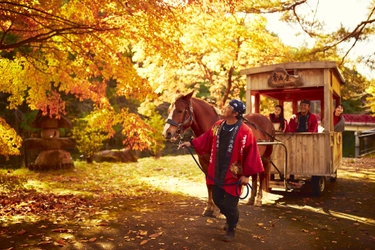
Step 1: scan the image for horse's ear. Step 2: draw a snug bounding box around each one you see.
[185,90,194,100]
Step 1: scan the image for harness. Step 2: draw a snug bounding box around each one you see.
[166,99,194,139]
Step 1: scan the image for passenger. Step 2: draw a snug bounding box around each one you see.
[269,104,288,132]
[334,104,345,132]
[288,100,318,132]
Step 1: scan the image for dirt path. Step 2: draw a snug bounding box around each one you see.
[1,158,374,250]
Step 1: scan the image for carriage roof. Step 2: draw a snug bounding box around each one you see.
[240,61,345,86]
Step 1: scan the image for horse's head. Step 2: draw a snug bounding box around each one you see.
[162,91,194,142]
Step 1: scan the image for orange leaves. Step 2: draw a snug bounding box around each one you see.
[35,91,66,117]
[118,112,156,151]
[124,229,163,246]
[71,107,157,157]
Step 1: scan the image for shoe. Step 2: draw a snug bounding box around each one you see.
[222,230,235,242]
[223,223,228,231]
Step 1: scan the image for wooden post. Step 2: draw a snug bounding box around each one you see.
[355,131,360,157]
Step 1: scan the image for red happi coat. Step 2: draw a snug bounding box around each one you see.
[288,112,318,132]
[191,120,264,196]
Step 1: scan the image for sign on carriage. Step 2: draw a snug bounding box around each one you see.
[268,67,303,88]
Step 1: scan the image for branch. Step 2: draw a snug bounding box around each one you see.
[309,6,375,64]
[240,0,307,14]
[0,1,119,50]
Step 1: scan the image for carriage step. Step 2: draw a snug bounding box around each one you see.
[269,180,285,187]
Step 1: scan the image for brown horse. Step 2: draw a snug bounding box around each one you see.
[162,91,275,217]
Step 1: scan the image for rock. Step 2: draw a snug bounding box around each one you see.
[92,149,137,163]
[29,150,74,170]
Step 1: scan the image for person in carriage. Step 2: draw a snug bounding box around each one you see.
[288,99,318,133]
[333,104,345,132]
[269,104,288,132]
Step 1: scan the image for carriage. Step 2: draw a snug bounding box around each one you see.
[240,61,344,195]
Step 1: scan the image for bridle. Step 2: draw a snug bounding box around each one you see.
[166,99,194,139]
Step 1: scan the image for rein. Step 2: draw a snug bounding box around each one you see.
[243,117,280,142]
[180,141,251,200]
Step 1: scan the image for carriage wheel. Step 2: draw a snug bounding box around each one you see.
[311,176,326,196]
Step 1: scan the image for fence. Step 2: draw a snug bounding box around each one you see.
[356,130,375,157]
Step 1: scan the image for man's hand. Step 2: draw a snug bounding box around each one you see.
[178,141,191,150]
[239,176,249,185]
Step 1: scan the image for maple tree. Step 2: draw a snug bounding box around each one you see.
[0,0,174,159]
[134,2,291,108]
[1,0,374,161]
[0,117,22,160]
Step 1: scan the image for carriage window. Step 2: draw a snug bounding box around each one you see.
[308,100,321,122]
[283,101,293,121]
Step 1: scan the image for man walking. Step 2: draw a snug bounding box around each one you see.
[178,99,264,242]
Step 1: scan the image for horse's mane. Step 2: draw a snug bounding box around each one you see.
[192,97,221,117]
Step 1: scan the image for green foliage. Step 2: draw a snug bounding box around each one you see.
[341,67,372,113]
[145,114,166,156]
[19,110,39,132]
[71,119,108,161]
[138,102,165,156]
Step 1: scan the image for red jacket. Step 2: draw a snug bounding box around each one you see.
[192,120,264,196]
[288,112,318,132]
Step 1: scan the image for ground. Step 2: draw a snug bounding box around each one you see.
[0,157,374,250]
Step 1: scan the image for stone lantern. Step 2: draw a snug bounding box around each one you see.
[24,111,76,170]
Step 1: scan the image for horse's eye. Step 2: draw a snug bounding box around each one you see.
[177,110,183,114]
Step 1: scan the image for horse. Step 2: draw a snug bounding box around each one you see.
[162,91,275,217]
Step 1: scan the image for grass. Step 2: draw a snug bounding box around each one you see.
[0,154,206,198]
[0,154,209,228]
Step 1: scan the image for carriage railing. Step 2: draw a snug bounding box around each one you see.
[256,141,292,190]
[357,131,375,157]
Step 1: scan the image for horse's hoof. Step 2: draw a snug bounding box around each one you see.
[202,209,215,217]
[246,199,255,205]
[254,199,262,207]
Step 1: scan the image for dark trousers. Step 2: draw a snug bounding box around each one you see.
[212,185,239,231]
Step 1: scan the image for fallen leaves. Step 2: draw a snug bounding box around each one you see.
[51,228,73,233]
[0,192,97,223]
[123,229,163,246]
[149,232,163,239]
[55,239,67,246]
[80,237,97,243]
[16,229,26,235]
[252,234,265,242]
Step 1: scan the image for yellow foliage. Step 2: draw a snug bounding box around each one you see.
[366,84,375,113]
[0,117,22,160]
[133,2,290,105]
[72,107,158,158]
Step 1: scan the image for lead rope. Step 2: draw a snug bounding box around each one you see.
[179,141,252,200]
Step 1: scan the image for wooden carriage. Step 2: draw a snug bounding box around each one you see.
[240,61,345,195]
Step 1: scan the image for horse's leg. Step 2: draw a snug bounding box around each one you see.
[246,174,258,205]
[202,184,216,217]
[254,172,264,206]
[255,157,271,206]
